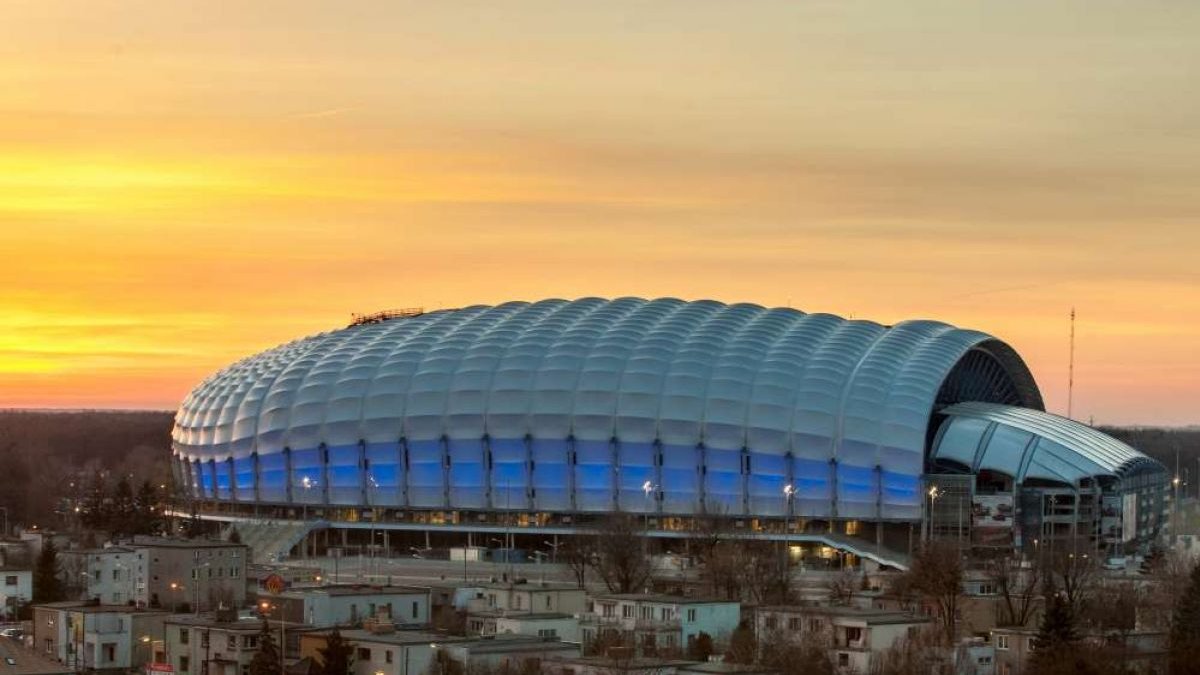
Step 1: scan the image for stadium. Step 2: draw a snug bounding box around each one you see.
[171,298,1168,568]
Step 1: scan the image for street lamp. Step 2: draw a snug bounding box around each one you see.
[926,486,940,542]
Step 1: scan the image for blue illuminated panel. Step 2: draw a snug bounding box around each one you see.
[192,460,207,499]
[747,452,787,516]
[448,439,485,509]
[407,439,444,508]
[531,439,570,511]
[617,441,656,512]
[790,457,832,517]
[660,444,699,514]
[365,442,402,506]
[290,448,324,505]
[327,444,361,505]
[258,452,287,502]
[490,438,528,510]
[574,440,614,512]
[233,456,256,502]
[836,438,877,518]
[704,447,742,515]
[213,460,232,500]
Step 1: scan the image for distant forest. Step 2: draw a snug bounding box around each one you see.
[0,410,1197,532]
[0,410,174,531]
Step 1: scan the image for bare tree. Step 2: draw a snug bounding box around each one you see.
[741,541,792,605]
[1041,539,1097,615]
[758,628,835,675]
[870,626,948,675]
[592,513,653,594]
[1142,547,1191,631]
[827,567,859,606]
[904,541,963,645]
[561,535,594,589]
[987,554,1041,627]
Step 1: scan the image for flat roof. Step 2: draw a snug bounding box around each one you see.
[32,602,168,615]
[757,605,928,625]
[471,611,575,621]
[451,635,579,655]
[593,594,734,605]
[275,584,428,598]
[306,629,466,647]
[130,538,246,550]
[165,615,309,631]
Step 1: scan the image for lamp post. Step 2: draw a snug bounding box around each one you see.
[782,484,796,577]
[258,601,286,675]
[925,486,940,543]
[642,481,658,531]
[169,582,183,613]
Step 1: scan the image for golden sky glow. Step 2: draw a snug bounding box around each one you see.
[2,1,1198,424]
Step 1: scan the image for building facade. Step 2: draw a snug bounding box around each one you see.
[32,602,168,673]
[753,605,930,673]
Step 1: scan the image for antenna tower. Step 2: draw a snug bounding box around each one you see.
[1067,307,1075,419]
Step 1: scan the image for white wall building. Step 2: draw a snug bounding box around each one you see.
[1,567,32,620]
[582,594,741,657]
[754,605,930,674]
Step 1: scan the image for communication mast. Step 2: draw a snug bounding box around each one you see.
[1067,307,1075,419]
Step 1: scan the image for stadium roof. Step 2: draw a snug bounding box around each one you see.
[932,401,1164,485]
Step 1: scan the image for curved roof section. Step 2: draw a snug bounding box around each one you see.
[172,298,1043,466]
[932,401,1164,485]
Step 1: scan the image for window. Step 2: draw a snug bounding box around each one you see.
[102,644,116,663]
[844,627,862,643]
[546,596,551,609]
[1027,637,1036,652]
[180,629,190,645]
[622,605,634,619]
[837,654,849,668]
[4,576,16,586]
[112,570,120,581]
[231,568,240,579]
[245,636,258,650]
[978,583,997,596]
[537,629,558,638]
[639,606,652,620]
[809,619,822,633]
[602,604,615,618]
[412,601,419,619]
[686,609,696,622]
[357,648,371,661]
[788,617,801,631]
[179,656,190,673]
[660,608,673,621]
[385,651,393,664]
[765,616,778,631]
[996,635,1009,650]
[227,635,237,650]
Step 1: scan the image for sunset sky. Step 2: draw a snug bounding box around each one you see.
[2,1,1198,424]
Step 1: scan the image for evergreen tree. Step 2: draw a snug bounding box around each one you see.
[134,480,162,535]
[249,619,280,675]
[111,477,135,535]
[32,540,63,603]
[1029,594,1081,675]
[228,528,242,544]
[686,631,714,662]
[1169,561,1200,675]
[317,628,354,675]
[724,621,757,664]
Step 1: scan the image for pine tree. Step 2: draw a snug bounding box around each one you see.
[317,628,354,675]
[112,477,135,536]
[1169,561,1200,675]
[249,619,280,675]
[1029,593,1080,675]
[686,631,714,662]
[32,540,63,603]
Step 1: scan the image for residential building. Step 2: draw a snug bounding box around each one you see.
[466,610,580,643]
[466,583,587,615]
[1,567,32,621]
[164,610,310,675]
[31,601,168,673]
[990,626,1167,675]
[435,634,580,671]
[59,548,139,606]
[753,605,930,674]
[131,537,248,612]
[260,585,429,628]
[299,628,463,675]
[581,595,740,657]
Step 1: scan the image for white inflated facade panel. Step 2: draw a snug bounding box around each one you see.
[172,297,1041,521]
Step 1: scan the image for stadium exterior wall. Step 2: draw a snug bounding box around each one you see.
[171,298,1044,524]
